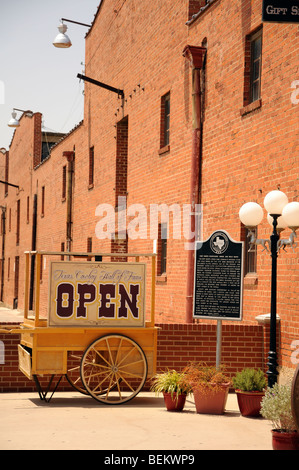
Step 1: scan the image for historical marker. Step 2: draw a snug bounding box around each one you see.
[193,231,244,321]
[262,0,299,23]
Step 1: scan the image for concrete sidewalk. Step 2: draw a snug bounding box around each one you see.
[0,306,273,451]
[0,390,273,450]
[0,305,25,323]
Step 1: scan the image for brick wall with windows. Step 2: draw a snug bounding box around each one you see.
[0,0,298,371]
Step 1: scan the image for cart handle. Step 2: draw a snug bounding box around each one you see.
[0,327,25,334]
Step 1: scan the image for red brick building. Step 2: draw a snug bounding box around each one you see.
[0,0,298,381]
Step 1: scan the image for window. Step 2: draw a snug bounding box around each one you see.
[250,29,262,103]
[16,200,20,245]
[243,28,262,107]
[158,223,167,275]
[87,237,92,261]
[89,146,94,188]
[41,186,45,217]
[62,165,66,200]
[40,255,44,282]
[241,224,257,275]
[27,196,30,224]
[115,117,128,207]
[160,92,170,151]
[61,242,65,260]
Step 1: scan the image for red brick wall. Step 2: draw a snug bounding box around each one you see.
[0,0,298,368]
[0,321,270,393]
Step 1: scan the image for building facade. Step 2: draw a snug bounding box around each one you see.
[0,0,298,370]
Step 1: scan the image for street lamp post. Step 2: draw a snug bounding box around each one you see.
[239,191,299,388]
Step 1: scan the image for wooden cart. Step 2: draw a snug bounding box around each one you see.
[1,251,158,405]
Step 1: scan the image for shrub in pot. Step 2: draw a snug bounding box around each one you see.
[232,368,267,417]
[183,362,231,415]
[150,369,192,411]
[260,382,299,450]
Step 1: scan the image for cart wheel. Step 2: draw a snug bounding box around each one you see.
[80,334,148,405]
[65,351,89,395]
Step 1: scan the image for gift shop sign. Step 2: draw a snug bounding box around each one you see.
[262,0,299,23]
[48,262,146,327]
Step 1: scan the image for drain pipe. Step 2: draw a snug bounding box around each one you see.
[182,45,206,323]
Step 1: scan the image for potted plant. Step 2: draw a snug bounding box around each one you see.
[232,368,267,417]
[183,362,231,415]
[260,382,299,450]
[150,369,192,411]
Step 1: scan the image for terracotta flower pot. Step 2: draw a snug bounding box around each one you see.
[272,429,299,450]
[163,392,187,411]
[193,383,230,414]
[235,390,264,417]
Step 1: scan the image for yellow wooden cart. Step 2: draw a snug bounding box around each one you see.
[1,251,158,405]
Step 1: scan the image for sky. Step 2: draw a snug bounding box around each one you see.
[0,0,100,150]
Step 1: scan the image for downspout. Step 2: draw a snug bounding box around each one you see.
[182,45,206,323]
[63,150,75,256]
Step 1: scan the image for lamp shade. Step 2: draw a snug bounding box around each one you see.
[7,110,20,128]
[282,201,299,229]
[267,213,287,231]
[53,23,72,48]
[264,190,288,215]
[239,202,264,227]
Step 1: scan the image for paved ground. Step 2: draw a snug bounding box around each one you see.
[0,305,273,451]
[0,305,25,323]
[0,390,273,451]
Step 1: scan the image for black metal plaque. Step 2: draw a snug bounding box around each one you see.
[262,0,299,23]
[292,364,299,431]
[193,231,243,321]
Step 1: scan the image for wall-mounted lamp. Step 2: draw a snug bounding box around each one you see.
[53,18,91,48]
[7,108,33,128]
[77,73,124,98]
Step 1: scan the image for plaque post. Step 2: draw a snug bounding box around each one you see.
[216,320,222,368]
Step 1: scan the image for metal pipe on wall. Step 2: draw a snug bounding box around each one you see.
[182,45,206,323]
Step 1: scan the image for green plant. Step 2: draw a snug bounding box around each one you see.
[183,362,231,394]
[150,369,192,400]
[260,383,296,432]
[232,368,267,392]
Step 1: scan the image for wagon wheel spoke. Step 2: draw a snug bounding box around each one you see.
[80,334,147,405]
[65,351,89,395]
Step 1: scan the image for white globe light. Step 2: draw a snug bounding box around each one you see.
[282,201,299,229]
[53,23,72,48]
[267,213,287,230]
[264,190,288,215]
[239,202,264,227]
[7,110,20,128]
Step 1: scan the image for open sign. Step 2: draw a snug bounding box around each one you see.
[48,262,146,327]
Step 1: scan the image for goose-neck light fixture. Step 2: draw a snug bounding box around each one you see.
[7,108,33,128]
[53,18,91,48]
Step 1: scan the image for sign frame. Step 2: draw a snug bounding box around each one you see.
[48,261,146,328]
[262,0,299,23]
[193,230,244,322]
